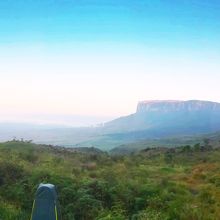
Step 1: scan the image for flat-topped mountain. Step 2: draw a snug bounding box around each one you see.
[104,100,220,137]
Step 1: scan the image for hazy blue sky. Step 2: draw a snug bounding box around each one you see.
[0,0,220,125]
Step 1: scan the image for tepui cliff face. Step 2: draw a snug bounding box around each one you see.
[136,100,220,113]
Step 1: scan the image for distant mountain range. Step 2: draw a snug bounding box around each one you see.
[1,100,220,150]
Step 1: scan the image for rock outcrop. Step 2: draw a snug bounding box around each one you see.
[136,100,220,113]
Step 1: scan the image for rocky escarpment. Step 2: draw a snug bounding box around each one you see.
[136,100,220,113]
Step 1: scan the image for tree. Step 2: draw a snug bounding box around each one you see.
[203,138,212,151]
[193,143,201,151]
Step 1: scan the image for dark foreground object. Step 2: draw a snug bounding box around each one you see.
[31,183,61,220]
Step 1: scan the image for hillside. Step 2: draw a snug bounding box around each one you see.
[1,141,220,219]
[111,131,220,154]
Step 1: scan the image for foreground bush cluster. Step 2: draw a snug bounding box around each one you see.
[0,141,220,219]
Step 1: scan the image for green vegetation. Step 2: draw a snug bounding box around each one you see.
[1,140,220,219]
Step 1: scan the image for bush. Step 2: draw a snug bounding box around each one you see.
[0,162,25,185]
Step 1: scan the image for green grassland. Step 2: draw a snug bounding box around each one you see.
[1,140,220,219]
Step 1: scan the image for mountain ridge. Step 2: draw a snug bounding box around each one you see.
[103,100,220,135]
[136,100,220,113]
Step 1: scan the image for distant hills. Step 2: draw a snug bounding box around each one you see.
[110,131,220,154]
[1,100,220,151]
[59,100,220,150]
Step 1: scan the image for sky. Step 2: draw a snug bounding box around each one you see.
[0,0,220,125]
